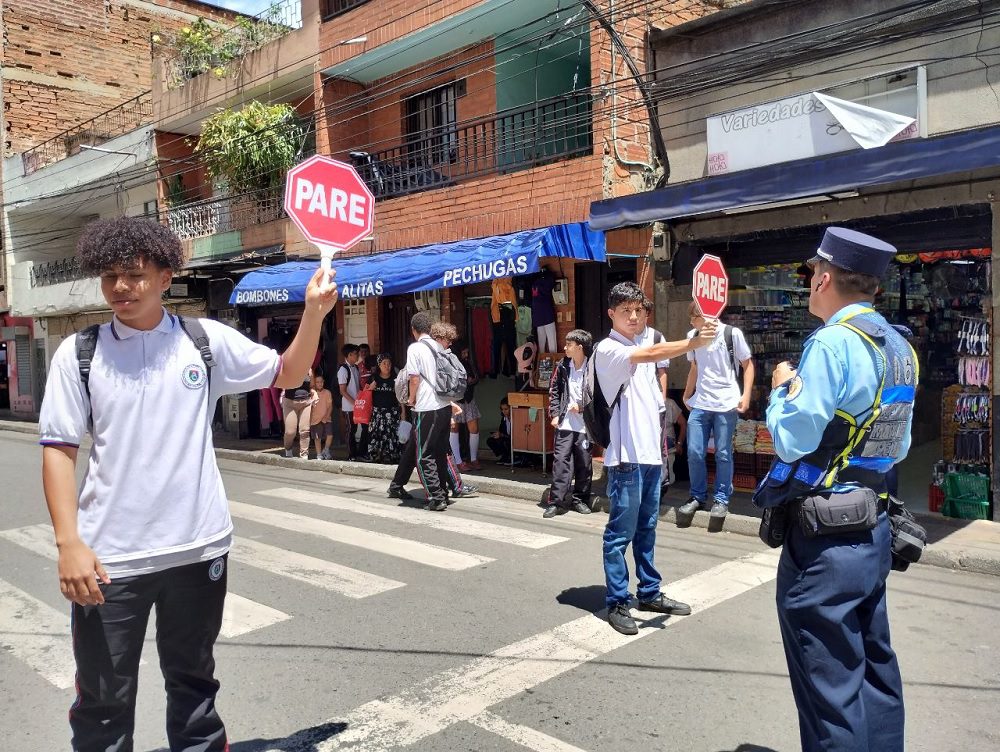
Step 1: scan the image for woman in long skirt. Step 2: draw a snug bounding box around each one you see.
[366,353,401,464]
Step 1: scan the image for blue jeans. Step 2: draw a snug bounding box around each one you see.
[603,463,663,608]
[687,408,738,505]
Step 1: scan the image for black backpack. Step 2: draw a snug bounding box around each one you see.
[723,325,741,383]
[581,344,625,449]
[76,316,215,418]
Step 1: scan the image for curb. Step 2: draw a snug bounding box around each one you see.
[6,422,998,578]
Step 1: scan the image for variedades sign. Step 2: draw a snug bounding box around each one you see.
[230,222,605,306]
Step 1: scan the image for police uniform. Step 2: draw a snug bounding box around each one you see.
[755,228,917,752]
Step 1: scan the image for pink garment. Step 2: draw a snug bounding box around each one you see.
[261,386,282,425]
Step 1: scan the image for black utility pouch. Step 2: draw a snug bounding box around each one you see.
[758,505,790,548]
[887,495,926,571]
[798,488,878,538]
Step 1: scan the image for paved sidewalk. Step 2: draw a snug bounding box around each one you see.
[5,418,1000,577]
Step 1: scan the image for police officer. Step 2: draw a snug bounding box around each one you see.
[756,227,917,752]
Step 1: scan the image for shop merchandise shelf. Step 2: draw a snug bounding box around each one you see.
[733,452,756,477]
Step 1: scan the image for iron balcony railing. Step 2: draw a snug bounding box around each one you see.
[165,189,286,241]
[30,256,86,288]
[20,93,153,176]
[348,93,594,201]
[321,0,372,21]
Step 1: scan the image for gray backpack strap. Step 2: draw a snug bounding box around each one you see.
[75,324,101,404]
[177,316,215,392]
[724,325,740,383]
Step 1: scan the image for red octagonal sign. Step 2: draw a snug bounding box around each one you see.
[284,155,375,251]
[692,254,729,319]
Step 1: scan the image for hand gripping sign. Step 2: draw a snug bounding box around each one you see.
[692,254,729,320]
[284,155,376,290]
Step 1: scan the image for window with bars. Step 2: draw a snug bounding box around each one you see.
[321,0,371,21]
[404,83,460,167]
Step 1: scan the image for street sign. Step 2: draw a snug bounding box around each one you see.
[692,254,729,319]
[284,155,375,251]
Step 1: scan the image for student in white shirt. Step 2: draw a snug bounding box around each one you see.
[38,216,338,752]
[338,343,362,460]
[596,282,716,635]
[543,329,594,518]
[680,302,755,519]
[387,312,451,510]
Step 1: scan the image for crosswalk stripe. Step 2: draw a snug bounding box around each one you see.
[262,549,781,752]
[221,594,290,638]
[230,501,494,571]
[257,487,569,549]
[0,577,76,689]
[470,711,589,752]
[231,537,404,599]
[0,524,289,639]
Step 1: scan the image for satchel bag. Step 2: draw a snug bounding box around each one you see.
[353,389,374,425]
[797,487,879,538]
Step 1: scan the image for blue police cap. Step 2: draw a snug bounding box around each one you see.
[810,227,897,278]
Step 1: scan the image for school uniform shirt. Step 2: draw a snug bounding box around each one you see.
[594,330,663,467]
[685,325,752,412]
[558,359,587,434]
[662,398,683,451]
[406,335,448,413]
[38,311,280,578]
[338,361,360,412]
[638,326,669,413]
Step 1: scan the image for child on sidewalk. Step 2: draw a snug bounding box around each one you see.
[310,373,334,460]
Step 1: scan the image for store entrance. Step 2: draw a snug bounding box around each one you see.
[575,258,637,340]
[382,294,417,366]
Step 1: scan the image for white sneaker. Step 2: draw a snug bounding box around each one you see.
[284,449,294,458]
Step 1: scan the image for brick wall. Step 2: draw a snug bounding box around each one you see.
[2,0,238,159]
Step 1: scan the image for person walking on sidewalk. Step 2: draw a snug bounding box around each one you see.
[387,313,452,511]
[38,216,338,752]
[679,302,755,520]
[543,329,594,518]
[597,282,717,635]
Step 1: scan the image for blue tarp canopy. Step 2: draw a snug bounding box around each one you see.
[230,222,605,306]
[588,124,1000,231]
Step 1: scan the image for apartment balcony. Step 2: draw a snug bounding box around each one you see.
[10,259,103,318]
[164,189,286,242]
[19,93,152,176]
[347,93,594,202]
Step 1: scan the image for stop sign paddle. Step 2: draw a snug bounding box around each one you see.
[692,254,728,320]
[284,155,375,289]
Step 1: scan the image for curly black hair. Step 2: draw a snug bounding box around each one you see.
[76,216,185,275]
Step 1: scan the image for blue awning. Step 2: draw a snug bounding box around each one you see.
[589,124,1000,231]
[230,222,605,307]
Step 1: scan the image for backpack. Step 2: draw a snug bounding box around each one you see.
[394,368,411,405]
[581,343,625,449]
[76,316,215,419]
[723,325,741,383]
[420,340,468,401]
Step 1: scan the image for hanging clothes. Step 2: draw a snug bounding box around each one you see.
[490,278,519,323]
[472,307,494,376]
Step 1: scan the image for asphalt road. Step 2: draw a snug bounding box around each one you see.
[1,429,998,751]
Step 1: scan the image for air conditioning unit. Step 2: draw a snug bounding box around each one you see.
[413,289,441,311]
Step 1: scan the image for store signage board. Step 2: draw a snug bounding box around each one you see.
[284,155,375,283]
[706,67,925,175]
[692,254,728,320]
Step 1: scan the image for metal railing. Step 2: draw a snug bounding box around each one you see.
[165,189,285,241]
[30,256,86,288]
[21,93,153,176]
[321,0,372,21]
[347,93,593,201]
[162,0,303,88]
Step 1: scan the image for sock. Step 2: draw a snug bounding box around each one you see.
[469,433,479,462]
[450,432,463,463]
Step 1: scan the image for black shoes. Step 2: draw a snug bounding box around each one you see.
[425,499,448,512]
[387,486,414,500]
[677,498,702,515]
[637,593,692,616]
[451,485,478,499]
[608,603,638,635]
[542,504,566,518]
[571,501,592,515]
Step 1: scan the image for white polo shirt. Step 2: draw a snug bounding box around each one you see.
[638,326,668,413]
[39,311,280,577]
[338,361,359,412]
[558,358,587,434]
[686,324,752,412]
[406,335,447,413]
[594,330,663,467]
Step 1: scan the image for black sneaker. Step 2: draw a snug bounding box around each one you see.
[710,502,729,519]
[571,501,592,515]
[637,593,692,616]
[387,486,414,500]
[426,499,449,512]
[608,603,638,635]
[677,498,702,515]
[451,485,478,499]
[542,504,564,518]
